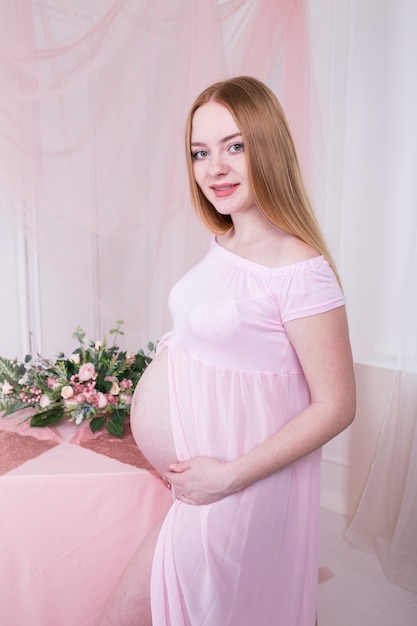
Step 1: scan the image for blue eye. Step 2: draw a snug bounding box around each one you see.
[229,143,244,153]
[192,150,209,160]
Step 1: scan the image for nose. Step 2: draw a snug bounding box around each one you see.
[208,150,228,176]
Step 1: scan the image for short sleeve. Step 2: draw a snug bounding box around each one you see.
[276,256,345,324]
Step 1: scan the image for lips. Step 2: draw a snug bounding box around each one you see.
[211,183,239,198]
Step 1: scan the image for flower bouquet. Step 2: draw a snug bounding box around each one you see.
[0,321,155,438]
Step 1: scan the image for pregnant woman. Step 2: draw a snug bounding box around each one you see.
[98,76,356,626]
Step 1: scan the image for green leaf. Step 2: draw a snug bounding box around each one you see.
[106,408,126,438]
[90,416,107,433]
[30,410,64,427]
[106,419,124,438]
[2,399,29,416]
[0,356,23,387]
[72,326,86,345]
[111,408,126,425]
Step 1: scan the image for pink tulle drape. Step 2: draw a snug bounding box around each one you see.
[0,0,310,356]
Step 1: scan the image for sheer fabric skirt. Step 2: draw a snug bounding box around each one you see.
[151,345,320,626]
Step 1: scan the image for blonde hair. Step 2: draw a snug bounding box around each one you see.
[185,76,340,283]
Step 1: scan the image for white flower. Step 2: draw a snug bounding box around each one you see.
[95,341,103,351]
[109,381,120,395]
[125,351,136,365]
[39,394,51,408]
[1,381,14,395]
[61,385,74,399]
[70,352,80,364]
[105,376,120,395]
[75,411,84,425]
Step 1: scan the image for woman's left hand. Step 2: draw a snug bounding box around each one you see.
[163,456,233,505]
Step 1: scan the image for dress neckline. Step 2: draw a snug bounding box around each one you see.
[212,236,325,277]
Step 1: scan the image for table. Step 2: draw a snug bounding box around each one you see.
[0,415,172,626]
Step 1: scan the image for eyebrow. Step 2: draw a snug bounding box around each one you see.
[190,132,242,147]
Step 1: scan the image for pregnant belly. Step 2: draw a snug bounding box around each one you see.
[130,348,177,475]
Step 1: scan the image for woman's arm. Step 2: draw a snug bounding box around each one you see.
[226,305,356,491]
[164,306,356,504]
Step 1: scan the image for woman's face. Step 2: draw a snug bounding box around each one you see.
[190,101,258,219]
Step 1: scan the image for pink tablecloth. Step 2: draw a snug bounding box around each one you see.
[0,416,172,626]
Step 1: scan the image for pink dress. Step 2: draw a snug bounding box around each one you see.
[151,238,345,626]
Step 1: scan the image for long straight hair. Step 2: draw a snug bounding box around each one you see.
[185,76,341,284]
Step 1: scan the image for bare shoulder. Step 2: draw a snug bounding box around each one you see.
[269,232,319,268]
[217,228,320,268]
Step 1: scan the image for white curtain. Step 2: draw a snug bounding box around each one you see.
[344,0,417,593]
[346,236,417,593]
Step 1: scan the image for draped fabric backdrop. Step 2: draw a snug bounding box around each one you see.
[346,239,417,593]
[0,0,416,595]
[0,0,310,358]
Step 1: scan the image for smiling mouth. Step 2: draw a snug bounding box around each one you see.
[211,184,239,198]
[211,184,237,191]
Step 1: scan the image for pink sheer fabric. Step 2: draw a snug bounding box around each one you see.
[0,0,311,355]
[346,240,417,593]
[149,240,345,624]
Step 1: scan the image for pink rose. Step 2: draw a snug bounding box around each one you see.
[97,392,108,409]
[84,390,96,405]
[120,393,132,405]
[64,397,77,406]
[78,363,95,382]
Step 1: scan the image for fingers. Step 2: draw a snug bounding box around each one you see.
[168,461,189,472]
[161,462,189,485]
